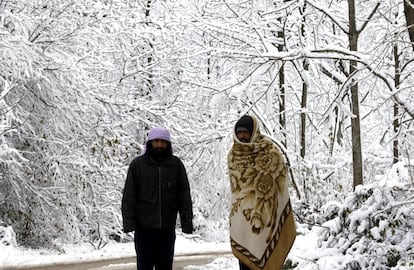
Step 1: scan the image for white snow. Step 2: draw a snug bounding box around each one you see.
[1,160,413,270]
[0,228,318,270]
[2,167,414,270]
[0,234,231,269]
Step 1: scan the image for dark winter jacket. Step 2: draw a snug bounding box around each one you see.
[121,153,193,234]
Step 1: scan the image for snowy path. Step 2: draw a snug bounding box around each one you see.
[1,252,233,270]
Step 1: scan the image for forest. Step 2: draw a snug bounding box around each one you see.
[1,0,414,268]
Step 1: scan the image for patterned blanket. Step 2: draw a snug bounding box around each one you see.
[228,117,296,270]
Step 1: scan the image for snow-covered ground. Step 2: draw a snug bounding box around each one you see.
[1,229,313,270]
[1,210,413,270]
[0,233,230,269]
[0,222,343,270]
[1,163,413,270]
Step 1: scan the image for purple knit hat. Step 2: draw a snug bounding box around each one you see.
[146,127,171,142]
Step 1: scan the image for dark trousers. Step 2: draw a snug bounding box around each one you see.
[239,260,251,270]
[134,229,176,270]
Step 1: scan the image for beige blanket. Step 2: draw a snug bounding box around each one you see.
[228,117,296,270]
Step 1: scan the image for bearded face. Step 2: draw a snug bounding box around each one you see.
[236,130,252,143]
[147,139,172,161]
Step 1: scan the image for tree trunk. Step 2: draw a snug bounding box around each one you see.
[393,44,400,164]
[278,62,286,147]
[278,28,286,147]
[300,60,308,159]
[299,3,308,159]
[404,0,414,50]
[145,0,154,92]
[348,0,364,188]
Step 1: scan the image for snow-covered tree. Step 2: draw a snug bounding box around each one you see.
[0,1,413,259]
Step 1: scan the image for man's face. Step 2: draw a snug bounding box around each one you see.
[236,130,251,143]
[151,139,168,152]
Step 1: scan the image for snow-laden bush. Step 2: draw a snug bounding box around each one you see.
[0,225,17,248]
[313,181,414,269]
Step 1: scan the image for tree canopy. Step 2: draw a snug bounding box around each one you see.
[0,0,413,251]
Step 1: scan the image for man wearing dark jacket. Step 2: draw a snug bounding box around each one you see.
[121,127,193,270]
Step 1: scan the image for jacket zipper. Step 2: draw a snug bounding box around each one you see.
[158,166,162,229]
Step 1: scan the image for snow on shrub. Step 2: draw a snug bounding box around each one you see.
[0,225,17,247]
[315,182,414,269]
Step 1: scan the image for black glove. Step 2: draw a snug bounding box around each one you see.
[123,220,135,233]
[123,227,134,233]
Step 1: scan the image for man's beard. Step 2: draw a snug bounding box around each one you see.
[154,147,167,155]
[150,147,169,161]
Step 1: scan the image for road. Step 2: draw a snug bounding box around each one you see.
[1,252,232,270]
